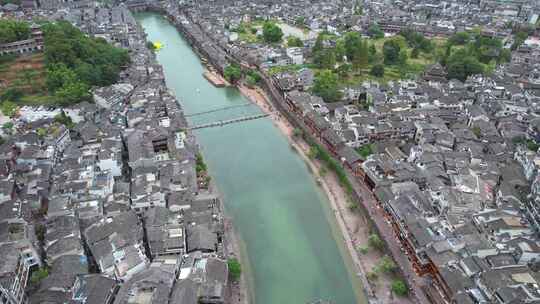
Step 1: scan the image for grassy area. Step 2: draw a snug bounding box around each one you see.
[268,63,317,75]
[238,30,261,44]
[363,36,447,83]
[232,20,265,44]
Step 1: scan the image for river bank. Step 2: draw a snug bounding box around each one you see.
[238,84,414,304]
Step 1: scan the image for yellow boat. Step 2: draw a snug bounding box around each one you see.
[153,41,163,51]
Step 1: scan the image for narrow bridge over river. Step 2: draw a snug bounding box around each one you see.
[184,103,254,117]
[188,113,271,130]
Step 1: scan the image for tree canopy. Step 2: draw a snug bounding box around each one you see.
[43,21,129,85]
[41,21,130,106]
[367,24,384,39]
[312,70,342,102]
[370,64,385,77]
[313,34,337,69]
[399,28,433,53]
[446,49,484,81]
[391,279,408,296]
[0,101,17,117]
[223,64,242,83]
[227,258,242,281]
[287,36,303,47]
[448,31,470,45]
[0,19,30,44]
[262,22,283,43]
[383,38,406,65]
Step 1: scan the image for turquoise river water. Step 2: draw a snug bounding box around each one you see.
[136,13,366,304]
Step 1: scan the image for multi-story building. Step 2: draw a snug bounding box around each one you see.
[0,244,29,304]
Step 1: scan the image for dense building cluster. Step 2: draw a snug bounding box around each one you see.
[0,4,229,304]
[3,0,540,303]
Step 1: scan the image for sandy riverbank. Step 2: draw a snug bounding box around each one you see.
[238,84,413,304]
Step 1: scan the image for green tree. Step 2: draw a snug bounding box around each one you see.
[314,48,336,69]
[358,245,369,255]
[55,81,91,106]
[335,38,346,62]
[376,256,397,273]
[383,39,402,65]
[30,267,49,284]
[287,36,303,47]
[337,63,352,78]
[446,50,484,81]
[54,111,75,129]
[391,279,408,296]
[46,63,78,92]
[344,31,361,61]
[356,144,374,157]
[262,22,283,43]
[368,233,384,250]
[368,24,384,39]
[294,16,305,27]
[366,271,378,282]
[223,64,242,83]
[42,20,130,103]
[512,31,529,50]
[368,44,378,63]
[2,122,13,130]
[449,31,470,45]
[195,153,207,174]
[499,48,511,63]
[471,126,482,138]
[399,28,433,53]
[352,40,369,71]
[354,2,363,15]
[370,64,384,77]
[0,101,17,117]
[313,34,324,55]
[312,70,342,102]
[0,87,23,102]
[246,70,261,87]
[398,49,408,66]
[411,47,419,59]
[36,127,47,138]
[227,258,242,281]
[0,19,31,44]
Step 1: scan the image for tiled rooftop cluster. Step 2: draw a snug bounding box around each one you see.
[0,4,228,304]
[275,62,540,303]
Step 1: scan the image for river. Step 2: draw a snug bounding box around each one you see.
[136,13,365,304]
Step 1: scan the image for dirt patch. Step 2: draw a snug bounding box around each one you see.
[0,53,47,95]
